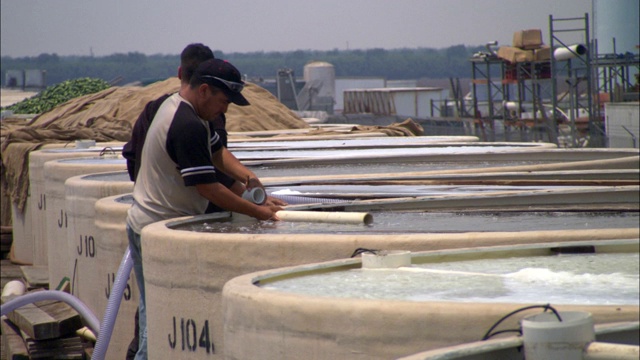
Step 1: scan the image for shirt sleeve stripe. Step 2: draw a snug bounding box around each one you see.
[181,165,216,176]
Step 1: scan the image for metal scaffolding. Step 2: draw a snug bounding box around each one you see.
[549,13,596,147]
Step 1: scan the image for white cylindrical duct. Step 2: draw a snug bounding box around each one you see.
[26,143,124,267]
[553,44,588,61]
[94,193,138,360]
[65,171,133,320]
[504,101,519,111]
[522,311,595,360]
[241,187,266,205]
[44,156,126,290]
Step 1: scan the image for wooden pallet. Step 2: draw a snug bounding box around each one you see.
[2,294,89,359]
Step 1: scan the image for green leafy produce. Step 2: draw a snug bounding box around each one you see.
[3,78,110,114]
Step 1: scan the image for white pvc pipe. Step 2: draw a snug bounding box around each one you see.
[554,44,588,61]
[276,210,373,225]
[1,280,26,297]
[76,326,97,342]
[584,342,639,360]
[242,187,266,204]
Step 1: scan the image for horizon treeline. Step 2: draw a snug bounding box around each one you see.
[1,45,485,87]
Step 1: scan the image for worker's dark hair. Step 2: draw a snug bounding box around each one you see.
[180,43,215,82]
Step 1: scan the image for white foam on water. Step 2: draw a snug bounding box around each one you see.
[262,253,639,305]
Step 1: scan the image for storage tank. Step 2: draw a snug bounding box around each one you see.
[10,143,123,266]
[593,0,640,54]
[302,61,336,113]
[65,171,133,319]
[222,240,639,360]
[43,156,126,290]
[94,193,138,360]
[140,209,637,359]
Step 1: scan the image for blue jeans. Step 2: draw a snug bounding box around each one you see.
[127,225,147,360]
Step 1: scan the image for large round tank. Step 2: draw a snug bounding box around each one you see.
[303,61,335,112]
[593,0,639,54]
[303,61,335,99]
[43,156,126,290]
[65,171,133,319]
[139,211,637,360]
[11,142,123,266]
[94,193,138,360]
[222,240,639,360]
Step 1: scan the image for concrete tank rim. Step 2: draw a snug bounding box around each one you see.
[142,212,640,242]
[144,211,640,242]
[64,169,132,183]
[94,192,134,204]
[222,238,640,306]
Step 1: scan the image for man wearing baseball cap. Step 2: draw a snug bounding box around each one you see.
[126,58,283,359]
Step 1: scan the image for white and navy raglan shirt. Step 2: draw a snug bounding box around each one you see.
[127,92,223,233]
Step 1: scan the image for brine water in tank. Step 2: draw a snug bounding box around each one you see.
[260,252,639,305]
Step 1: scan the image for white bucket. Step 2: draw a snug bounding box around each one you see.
[522,311,595,360]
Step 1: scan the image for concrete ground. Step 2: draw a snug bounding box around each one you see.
[1,88,38,108]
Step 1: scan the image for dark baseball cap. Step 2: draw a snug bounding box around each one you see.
[193,58,250,106]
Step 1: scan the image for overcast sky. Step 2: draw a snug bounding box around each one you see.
[2,0,593,57]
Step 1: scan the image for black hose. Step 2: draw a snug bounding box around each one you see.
[350,248,379,258]
[481,303,562,341]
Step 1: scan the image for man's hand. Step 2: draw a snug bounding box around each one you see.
[265,195,287,207]
[245,176,263,190]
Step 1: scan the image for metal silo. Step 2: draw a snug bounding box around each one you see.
[593,0,639,54]
[300,61,335,113]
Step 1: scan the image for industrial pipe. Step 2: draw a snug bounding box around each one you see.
[1,280,26,297]
[242,187,266,204]
[584,342,640,360]
[276,210,373,225]
[554,44,588,61]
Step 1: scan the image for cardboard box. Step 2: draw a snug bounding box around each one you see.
[534,45,551,61]
[497,46,534,63]
[513,29,543,50]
